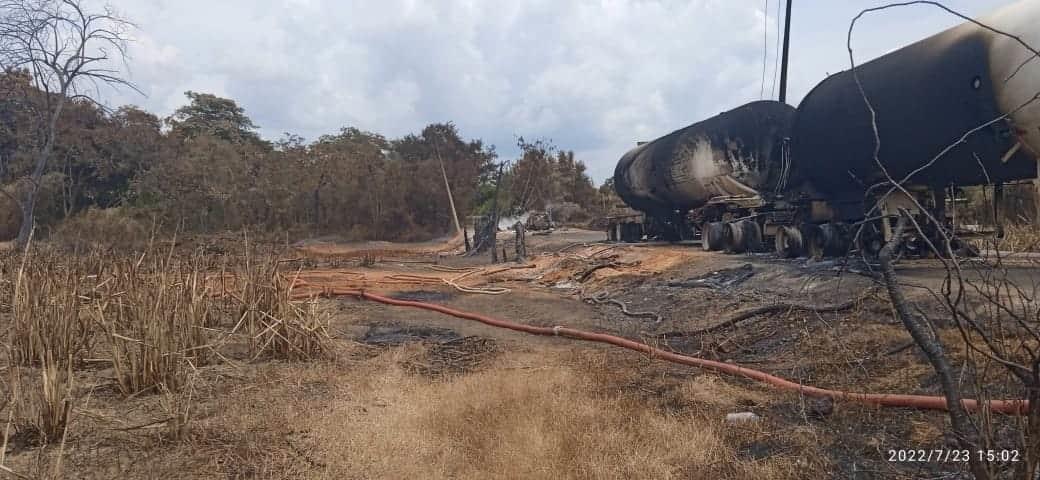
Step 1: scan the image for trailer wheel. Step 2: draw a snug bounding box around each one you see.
[775,225,804,258]
[809,223,848,259]
[855,222,885,258]
[620,222,644,243]
[728,219,763,253]
[803,224,822,260]
[702,222,728,251]
[950,236,979,257]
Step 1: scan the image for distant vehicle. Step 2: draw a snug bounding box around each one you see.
[525,211,556,231]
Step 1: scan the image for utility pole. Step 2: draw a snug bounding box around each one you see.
[778,0,793,104]
[434,140,463,236]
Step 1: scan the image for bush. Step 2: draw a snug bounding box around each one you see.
[47,207,152,252]
[548,201,590,225]
[0,192,20,241]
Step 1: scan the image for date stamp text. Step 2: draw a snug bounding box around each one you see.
[887,449,1020,463]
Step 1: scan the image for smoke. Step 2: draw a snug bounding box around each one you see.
[497,212,529,230]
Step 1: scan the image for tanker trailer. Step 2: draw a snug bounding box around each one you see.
[612,0,1040,258]
[612,100,796,247]
[790,0,1040,257]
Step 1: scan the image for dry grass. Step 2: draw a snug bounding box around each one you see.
[0,243,329,471]
[6,247,92,444]
[997,223,1040,253]
[330,367,723,478]
[12,338,831,479]
[229,254,330,361]
[91,254,214,396]
[8,359,73,446]
[9,249,93,368]
[293,349,818,480]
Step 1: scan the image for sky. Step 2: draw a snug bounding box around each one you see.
[98,0,1016,183]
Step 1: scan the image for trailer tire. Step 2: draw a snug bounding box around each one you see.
[621,222,644,243]
[729,219,763,253]
[809,223,848,259]
[855,221,885,258]
[775,225,804,258]
[702,222,728,251]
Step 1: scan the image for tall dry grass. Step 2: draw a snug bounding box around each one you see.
[6,247,93,443]
[229,254,330,361]
[7,361,73,445]
[1,240,328,452]
[91,254,214,396]
[9,250,94,368]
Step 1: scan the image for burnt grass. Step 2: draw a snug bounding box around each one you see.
[295,238,1033,477]
[330,237,1032,478]
[573,255,1029,479]
[387,289,457,303]
[359,324,499,378]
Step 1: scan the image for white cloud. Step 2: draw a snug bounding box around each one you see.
[99,0,1013,182]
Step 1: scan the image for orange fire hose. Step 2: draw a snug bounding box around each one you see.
[292,282,1029,415]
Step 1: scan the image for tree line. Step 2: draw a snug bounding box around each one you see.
[0,0,610,246]
[0,73,609,243]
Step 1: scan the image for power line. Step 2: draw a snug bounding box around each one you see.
[760,0,769,99]
[770,0,782,99]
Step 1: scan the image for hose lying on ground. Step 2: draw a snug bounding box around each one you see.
[291,283,1028,415]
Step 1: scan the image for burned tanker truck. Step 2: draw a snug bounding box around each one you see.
[610,0,1040,258]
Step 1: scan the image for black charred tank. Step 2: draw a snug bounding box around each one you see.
[614,100,796,219]
[793,6,1039,202]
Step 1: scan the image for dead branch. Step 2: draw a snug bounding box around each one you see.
[658,287,878,339]
[879,211,987,479]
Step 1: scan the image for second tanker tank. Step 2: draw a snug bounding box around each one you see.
[793,0,1040,200]
[613,100,796,219]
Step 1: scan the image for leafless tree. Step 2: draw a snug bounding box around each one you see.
[0,0,137,245]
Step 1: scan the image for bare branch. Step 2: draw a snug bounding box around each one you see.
[879,211,989,478]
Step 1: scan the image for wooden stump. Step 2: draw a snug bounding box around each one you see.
[514,222,527,262]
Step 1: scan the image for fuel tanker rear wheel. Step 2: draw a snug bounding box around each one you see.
[808,223,849,259]
[855,221,885,258]
[702,222,728,251]
[775,225,804,258]
[728,219,763,253]
[620,222,644,243]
